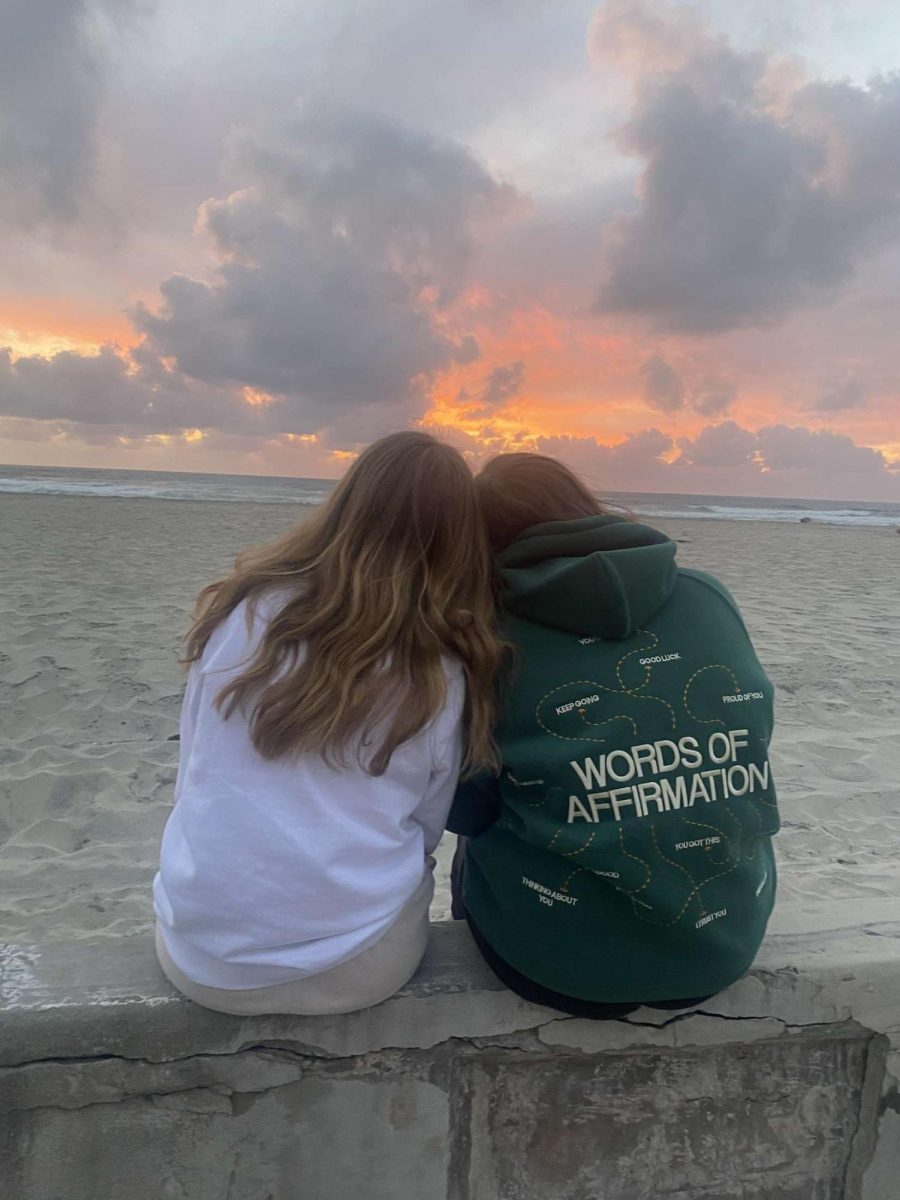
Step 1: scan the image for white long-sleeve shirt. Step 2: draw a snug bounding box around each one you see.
[153,593,464,989]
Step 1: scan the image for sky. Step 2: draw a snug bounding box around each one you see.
[1,0,899,500]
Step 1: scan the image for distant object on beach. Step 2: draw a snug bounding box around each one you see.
[799,517,813,523]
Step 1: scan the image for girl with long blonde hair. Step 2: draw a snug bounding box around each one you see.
[154,432,502,1015]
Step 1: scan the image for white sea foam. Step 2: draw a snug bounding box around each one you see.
[0,468,331,507]
[2,468,898,526]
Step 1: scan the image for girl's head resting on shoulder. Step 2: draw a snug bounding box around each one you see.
[475,452,610,552]
[186,431,502,777]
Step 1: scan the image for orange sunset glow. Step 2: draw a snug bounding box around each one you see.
[0,0,898,499]
[0,297,137,361]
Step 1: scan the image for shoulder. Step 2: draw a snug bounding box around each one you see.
[678,568,740,610]
[199,587,297,676]
[677,569,750,635]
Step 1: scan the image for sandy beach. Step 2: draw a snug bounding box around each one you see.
[1,492,898,944]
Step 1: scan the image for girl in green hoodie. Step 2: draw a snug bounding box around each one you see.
[448,454,779,1018]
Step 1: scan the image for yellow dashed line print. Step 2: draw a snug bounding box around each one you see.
[560,866,585,893]
[534,679,641,743]
[505,772,550,808]
[560,861,621,894]
[651,825,703,912]
[614,632,659,692]
[545,825,567,852]
[560,830,597,859]
[620,690,677,729]
[683,664,743,727]
[613,826,653,896]
[553,814,748,928]
[578,708,638,737]
[528,633,772,930]
[680,815,733,866]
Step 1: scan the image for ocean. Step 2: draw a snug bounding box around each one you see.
[1,463,899,527]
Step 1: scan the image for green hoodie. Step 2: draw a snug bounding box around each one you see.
[448,514,779,1003]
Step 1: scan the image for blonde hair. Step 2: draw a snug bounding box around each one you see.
[476,453,606,551]
[185,432,502,776]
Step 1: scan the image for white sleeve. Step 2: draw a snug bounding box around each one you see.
[411,665,465,854]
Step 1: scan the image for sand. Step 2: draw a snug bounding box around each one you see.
[1,493,898,945]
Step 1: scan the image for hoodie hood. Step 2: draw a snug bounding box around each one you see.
[498,514,677,640]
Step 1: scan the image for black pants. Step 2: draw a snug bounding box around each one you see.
[450,837,713,1020]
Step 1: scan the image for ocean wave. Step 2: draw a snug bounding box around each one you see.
[3,470,897,526]
[635,502,900,527]
[0,479,172,499]
[0,475,331,505]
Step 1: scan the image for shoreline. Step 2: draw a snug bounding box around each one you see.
[2,488,899,530]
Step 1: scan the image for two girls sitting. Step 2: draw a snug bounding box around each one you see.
[154,433,778,1017]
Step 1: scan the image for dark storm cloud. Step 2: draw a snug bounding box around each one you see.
[132,106,516,434]
[593,3,900,334]
[0,0,148,227]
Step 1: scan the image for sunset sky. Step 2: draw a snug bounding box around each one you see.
[2,0,900,499]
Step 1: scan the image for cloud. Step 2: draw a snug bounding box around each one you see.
[524,421,899,497]
[676,420,757,468]
[457,360,526,418]
[675,420,892,479]
[424,423,676,488]
[755,423,889,474]
[0,344,247,433]
[592,1,900,334]
[480,360,525,409]
[1,0,897,496]
[640,356,738,416]
[0,104,519,448]
[640,354,685,412]
[0,0,148,229]
[814,372,867,412]
[588,0,711,77]
[535,428,674,489]
[692,375,738,416]
[132,105,517,436]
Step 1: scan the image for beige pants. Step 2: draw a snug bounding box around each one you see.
[155,862,435,1016]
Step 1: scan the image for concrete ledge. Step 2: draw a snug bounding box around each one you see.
[2,918,899,1199]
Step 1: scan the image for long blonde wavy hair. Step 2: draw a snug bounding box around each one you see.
[184,431,502,776]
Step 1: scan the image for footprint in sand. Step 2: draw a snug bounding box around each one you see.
[793,742,876,783]
[14,819,85,854]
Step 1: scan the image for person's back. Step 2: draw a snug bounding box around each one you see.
[450,456,779,1014]
[154,431,503,1016]
[155,588,465,990]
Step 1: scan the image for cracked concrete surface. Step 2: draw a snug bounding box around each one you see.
[1,919,898,1199]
